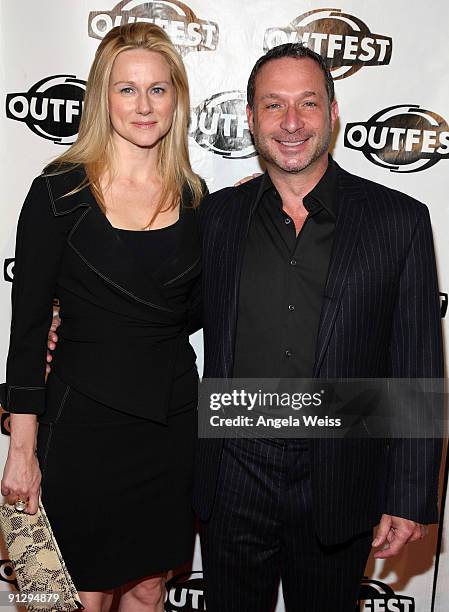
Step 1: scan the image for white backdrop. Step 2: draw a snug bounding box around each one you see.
[0,1,447,610]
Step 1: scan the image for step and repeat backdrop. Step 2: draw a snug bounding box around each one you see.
[0,1,448,610]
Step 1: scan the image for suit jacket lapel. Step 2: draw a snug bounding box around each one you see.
[224,177,267,376]
[313,167,366,375]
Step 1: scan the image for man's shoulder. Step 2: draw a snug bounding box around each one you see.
[338,163,430,220]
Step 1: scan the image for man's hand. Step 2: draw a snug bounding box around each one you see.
[372,514,427,559]
[46,311,61,376]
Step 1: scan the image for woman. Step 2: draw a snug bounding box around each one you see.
[1,22,204,612]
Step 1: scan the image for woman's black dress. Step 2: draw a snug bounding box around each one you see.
[37,216,199,591]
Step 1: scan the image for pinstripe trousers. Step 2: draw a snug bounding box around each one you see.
[200,438,373,611]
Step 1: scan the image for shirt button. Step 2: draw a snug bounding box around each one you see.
[285,349,292,358]
[290,258,297,266]
[284,217,291,225]
[288,304,295,311]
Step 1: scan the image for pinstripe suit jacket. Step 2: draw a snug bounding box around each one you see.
[193,161,444,546]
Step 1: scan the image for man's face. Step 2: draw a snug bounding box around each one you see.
[247,57,338,175]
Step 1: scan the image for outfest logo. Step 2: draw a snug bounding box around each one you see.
[344,105,449,173]
[6,75,86,145]
[88,0,219,55]
[165,571,205,611]
[357,577,414,611]
[0,384,9,436]
[3,258,14,283]
[189,91,256,159]
[0,411,11,437]
[264,8,392,80]
[441,292,448,318]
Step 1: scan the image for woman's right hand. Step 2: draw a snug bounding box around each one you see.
[1,449,41,515]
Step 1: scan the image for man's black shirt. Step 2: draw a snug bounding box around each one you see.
[233,158,337,378]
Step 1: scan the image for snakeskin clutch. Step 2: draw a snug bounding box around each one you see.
[0,500,83,611]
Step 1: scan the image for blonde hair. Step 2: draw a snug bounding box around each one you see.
[48,23,202,225]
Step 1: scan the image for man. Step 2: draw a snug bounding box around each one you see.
[193,44,443,611]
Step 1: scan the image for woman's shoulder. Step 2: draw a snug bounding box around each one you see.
[24,164,91,219]
[181,175,208,208]
[41,162,86,186]
[44,164,93,212]
[199,176,209,196]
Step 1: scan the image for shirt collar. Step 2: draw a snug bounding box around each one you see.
[262,155,337,219]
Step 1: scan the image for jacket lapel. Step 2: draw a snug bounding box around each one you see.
[68,204,173,312]
[46,166,179,313]
[313,166,366,375]
[151,188,201,288]
[225,177,267,376]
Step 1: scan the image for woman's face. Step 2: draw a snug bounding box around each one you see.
[108,48,176,152]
